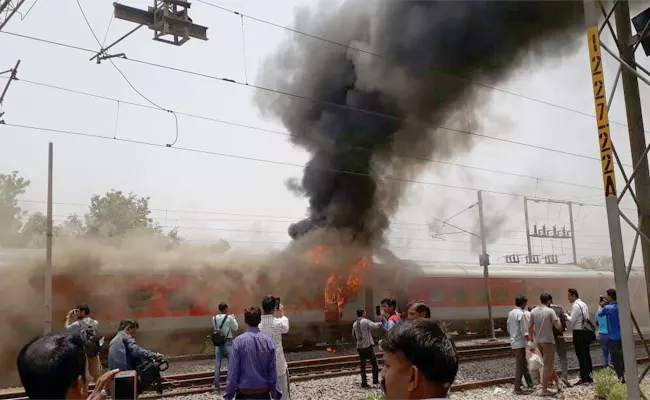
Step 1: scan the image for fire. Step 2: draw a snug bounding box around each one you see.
[323,256,371,315]
[306,245,326,265]
[326,346,336,353]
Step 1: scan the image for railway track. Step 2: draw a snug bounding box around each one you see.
[1,338,637,400]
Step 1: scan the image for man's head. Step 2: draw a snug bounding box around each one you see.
[245,306,262,327]
[515,295,528,309]
[77,304,90,318]
[381,298,397,315]
[406,301,431,320]
[380,319,457,399]
[356,308,366,318]
[17,333,90,399]
[218,302,228,313]
[540,293,552,306]
[568,288,579,303]
[118,319,139,336]
[262,295,277,314]
[606,288,617,303]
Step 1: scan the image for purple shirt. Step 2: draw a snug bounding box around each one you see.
[224,327,281,400]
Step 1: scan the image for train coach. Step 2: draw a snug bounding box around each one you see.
[3,248,649,355]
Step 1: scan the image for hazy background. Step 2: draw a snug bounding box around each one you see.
[1,0,650,264]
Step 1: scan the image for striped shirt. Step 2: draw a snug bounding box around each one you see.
[259,314,289,376]
[224,328,281,400]
[352,317,381,349]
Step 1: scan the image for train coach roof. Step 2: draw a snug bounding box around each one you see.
[402,260,634,279]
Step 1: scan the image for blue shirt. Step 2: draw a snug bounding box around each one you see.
[598,302,620,341]
[107,331,155,371]
[595,310,608,335]
[224,327,281,400]
[382,314,401,331]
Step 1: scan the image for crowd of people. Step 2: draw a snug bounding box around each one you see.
[507,288,624,396]
[14,295,459,400]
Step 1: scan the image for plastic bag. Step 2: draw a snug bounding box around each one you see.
[527,352,544,371]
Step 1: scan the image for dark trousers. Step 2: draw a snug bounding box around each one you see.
[608,339,625,380]
[514,348,533,389]
[358,345,379,386]
[573,330,594,381]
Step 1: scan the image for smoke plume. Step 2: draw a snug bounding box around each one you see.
[256,0,584,245]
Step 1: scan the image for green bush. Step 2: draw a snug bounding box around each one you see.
[608,382,627,400]
[593,368,619,399]
[365,390,385,400]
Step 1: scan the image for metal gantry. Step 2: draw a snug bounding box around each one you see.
[583,0,650,397]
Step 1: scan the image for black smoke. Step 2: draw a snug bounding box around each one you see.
[256,1,584,245]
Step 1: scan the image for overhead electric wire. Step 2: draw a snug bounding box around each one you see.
[0,30,634,167]
[4,122,637,211]
[195,0,645,138]
[1,75,606,192]
[75,0,179,147]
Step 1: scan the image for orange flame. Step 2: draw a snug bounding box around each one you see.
[323,256,371,313]
[326,346,336,353]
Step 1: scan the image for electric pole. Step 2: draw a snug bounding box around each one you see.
[614,0,650,324]
[583,1,640,396]
[477,190,495,340]
[44,142,53,334]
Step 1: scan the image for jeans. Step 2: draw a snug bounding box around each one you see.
[514,348,533,389]
[599,334,610,367]
[214,340,233,389]
[608,339,624,380]
[357,345,379,386]
[573,330,594,381]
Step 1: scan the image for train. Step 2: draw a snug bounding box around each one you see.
[2,248,649,356]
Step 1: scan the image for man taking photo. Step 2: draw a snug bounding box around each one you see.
[65,303,102,382]
[259,296,290,400]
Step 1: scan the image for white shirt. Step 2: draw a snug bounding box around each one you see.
[213,313,239,339]
[259,314,289,377]
[67,317,99,335]
[567,299,589,330]
[507,307,528,349]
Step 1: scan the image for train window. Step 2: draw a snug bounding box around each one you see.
[494,288,508,303]
[167,291,194,310]
[127,290,153,311]
[453,289,468,304]
[430,288,444,303]
[475,288,487,302]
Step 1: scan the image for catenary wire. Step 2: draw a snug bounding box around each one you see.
[0,75,607,192]
[3,121,637,211]
[0,30,634,167]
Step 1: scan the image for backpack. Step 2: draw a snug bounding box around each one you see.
[211,314,229,346]
[550,305,567,336]
[79,320,102,358]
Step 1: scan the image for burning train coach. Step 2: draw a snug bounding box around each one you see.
[4,247,649,355]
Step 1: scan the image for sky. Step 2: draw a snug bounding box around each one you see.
[2,0,650,265]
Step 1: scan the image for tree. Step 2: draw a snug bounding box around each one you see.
[167,227,183,246]
[84,190,159,239]
[0,171,30,246]
[20,212,48,248]
[60,213,86,238]
[578,256,613,270]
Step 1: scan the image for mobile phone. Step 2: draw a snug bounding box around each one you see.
[275,297,281,308]
[113,370,137,400]
[375,305,381,316]
[599,296,604,303]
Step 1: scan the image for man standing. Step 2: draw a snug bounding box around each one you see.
[380,298,401,331]
[224,306,282,400]
[507,295,533,394]
[213,302,239,392]
[549,300,570,386]
[379,319,457,399]
[259,296,290,400]
[65,303,102,382]
[529,293,563,396]
[352,308,381,388]
[566,288,594,384]
[595,299,610,369]
[598,289,623,381]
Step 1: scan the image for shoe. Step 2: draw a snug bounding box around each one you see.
[361,384,371,389]
[561,377,571,387]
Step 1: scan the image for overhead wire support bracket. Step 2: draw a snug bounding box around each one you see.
[0,59,20,124]
[113,1,208,45]
[0,0,25,31]
[90,24,143,64]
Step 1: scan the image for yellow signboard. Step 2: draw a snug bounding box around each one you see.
[587,26,616,198]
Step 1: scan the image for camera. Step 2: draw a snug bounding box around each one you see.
[113,370,137,400]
